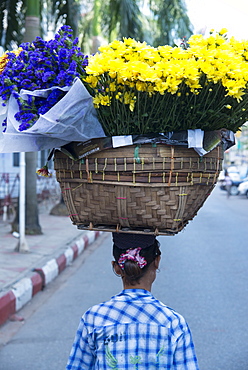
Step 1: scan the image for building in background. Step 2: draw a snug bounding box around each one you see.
[0,151,51,174]
[0,151,60,215]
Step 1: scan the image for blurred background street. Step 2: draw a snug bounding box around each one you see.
[1,1,248,369]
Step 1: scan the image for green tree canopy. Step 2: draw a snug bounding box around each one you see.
[0,0,80,51]
[79,0,193,51]
[0,0,193,52]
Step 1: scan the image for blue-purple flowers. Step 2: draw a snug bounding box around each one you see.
[0,26,89,131]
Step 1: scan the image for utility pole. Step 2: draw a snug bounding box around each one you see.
[15,153,29,252]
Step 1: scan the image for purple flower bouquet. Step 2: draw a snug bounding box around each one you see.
[0,26,105,152]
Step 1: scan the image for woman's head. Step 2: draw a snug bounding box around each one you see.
[112,233,161,287]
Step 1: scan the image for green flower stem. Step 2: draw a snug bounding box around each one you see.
[136,90,140,131]
[143,93,163,133]
[94,73,248,134]
[192,83,223,126]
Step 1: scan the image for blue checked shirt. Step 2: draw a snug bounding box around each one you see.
[66,289,199,369]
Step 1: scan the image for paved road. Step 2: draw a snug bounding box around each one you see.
[0,186,248,370]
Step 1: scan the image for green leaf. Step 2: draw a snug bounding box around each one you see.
[105,344,118,370]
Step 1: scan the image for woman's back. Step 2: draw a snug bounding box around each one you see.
[68,289,198,369]
[66,233,199,369]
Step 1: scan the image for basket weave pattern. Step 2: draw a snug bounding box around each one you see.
[54,144,223,235]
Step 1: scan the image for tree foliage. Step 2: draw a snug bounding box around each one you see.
[105,0,145,41]
[0,0,193,52]
[0,0,80,51]
[148,0,193,46]
[48,0,80,37]
[0,0,25,50]
[78,0,193,52]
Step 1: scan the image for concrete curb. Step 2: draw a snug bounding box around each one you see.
[0,230,101,326]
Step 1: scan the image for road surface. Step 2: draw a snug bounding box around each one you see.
[0,186,247,369]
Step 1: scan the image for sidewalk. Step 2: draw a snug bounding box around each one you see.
[0,202,101,327]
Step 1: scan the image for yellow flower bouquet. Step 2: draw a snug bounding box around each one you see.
[84,30,248,136]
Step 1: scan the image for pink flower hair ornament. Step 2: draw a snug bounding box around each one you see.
[118,247,147,270]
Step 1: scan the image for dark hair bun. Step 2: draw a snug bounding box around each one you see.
[113,236,161,285]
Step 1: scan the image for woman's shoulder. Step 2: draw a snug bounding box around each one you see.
[82,295,120,320]
[152,297,188,328]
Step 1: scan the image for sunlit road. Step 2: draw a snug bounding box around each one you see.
[0,185,248,370]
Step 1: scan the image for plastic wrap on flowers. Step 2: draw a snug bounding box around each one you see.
[0,78,105,152]
[54,131,227,235]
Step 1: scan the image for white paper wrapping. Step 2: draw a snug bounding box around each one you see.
[187,129,207,156]
[0,78,105,153]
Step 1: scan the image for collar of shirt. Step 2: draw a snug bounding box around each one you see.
[113,289,154,301]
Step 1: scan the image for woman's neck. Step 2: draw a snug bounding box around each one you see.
[123,280,152,292]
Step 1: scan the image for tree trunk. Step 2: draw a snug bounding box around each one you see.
[91,0,103,54]
[22,0,42,235]
[25,152,42,234]
[11,0,42,238]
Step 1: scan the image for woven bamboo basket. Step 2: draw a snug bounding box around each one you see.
[54,143,223,235]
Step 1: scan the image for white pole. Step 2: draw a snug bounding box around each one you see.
[3,174,9,222]
[16,152,29,252]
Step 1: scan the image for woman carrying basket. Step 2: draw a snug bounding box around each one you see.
[66,233,199,369]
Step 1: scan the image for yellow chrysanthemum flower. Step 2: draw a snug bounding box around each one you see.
[219,28,228,35]
[122,91,136,111]
[0,48,22,74]
[83,31,248,135]
[93,94,111,108]
[84,75,99,88]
